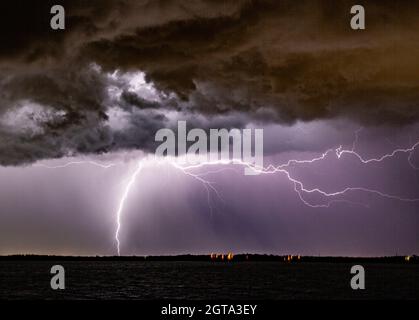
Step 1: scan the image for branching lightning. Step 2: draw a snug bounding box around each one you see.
[34,133,419,256]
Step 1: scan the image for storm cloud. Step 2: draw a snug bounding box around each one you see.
[1,0,419,165]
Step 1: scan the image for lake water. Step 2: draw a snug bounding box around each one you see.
[0,261,418,299]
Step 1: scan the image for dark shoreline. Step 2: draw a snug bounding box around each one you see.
[1,254,418,263]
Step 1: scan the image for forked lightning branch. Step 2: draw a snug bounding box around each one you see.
[36,122,419,256]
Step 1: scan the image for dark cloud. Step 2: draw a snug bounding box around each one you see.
[79,0,419,124]
[0,0,419,165]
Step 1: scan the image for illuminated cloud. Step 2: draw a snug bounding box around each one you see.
[0,1,419,165]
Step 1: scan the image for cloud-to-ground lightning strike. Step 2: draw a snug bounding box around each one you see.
[115,161,144,256]
[34,135,419,256]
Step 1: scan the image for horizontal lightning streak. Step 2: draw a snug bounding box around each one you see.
[34,160,116,169]
[33,135,419,255]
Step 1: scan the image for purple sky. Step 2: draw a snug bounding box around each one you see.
[0,121,418,256]
[1,1,419,256]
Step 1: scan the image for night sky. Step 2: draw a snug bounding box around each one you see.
[0,0,418,256]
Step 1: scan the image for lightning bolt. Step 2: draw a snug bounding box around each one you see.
[336,141,419,164]
[34,160,116,169]
[115,161,144,256]
[33,133,419,256]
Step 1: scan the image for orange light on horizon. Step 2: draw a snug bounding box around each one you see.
[210,252,234,261]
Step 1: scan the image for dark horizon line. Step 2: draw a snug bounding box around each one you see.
[0,253,417,263]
